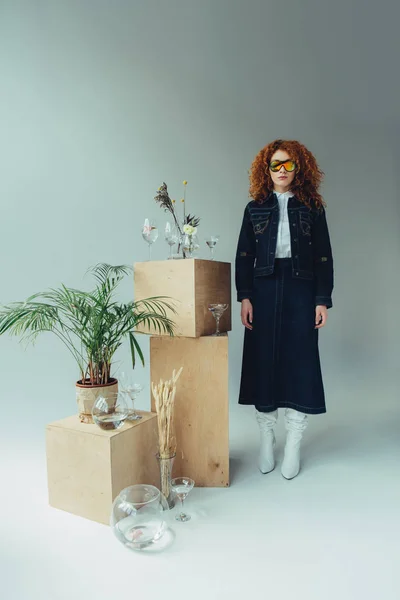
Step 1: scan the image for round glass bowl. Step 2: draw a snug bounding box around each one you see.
[110,484,170,551]
[92,392,129,431]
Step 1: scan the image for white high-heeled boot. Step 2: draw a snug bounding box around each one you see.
[255,409,278,474]
[281,408,308,480]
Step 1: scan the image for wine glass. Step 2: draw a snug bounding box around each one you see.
[208,303,229,336]
[171,477,195,522]
[205,235,219,260]
[164,222,180,259]
[92,392,129,431]
[118,371,143,420]
[142,218,159,260]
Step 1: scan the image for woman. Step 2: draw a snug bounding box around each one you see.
[235,139,334,480]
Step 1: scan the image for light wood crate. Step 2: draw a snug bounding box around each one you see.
[150,334,229,487]
[134,259,231,338]
[46,411,159,525]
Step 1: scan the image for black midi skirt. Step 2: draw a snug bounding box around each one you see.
[239,258,326,415]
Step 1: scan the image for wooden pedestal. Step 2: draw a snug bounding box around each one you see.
[46,411,159,525]
[150,335,229,487]
[134,259,231,337]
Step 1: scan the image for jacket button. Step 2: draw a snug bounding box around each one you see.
[295,255,298,258]
[296,271,299,275]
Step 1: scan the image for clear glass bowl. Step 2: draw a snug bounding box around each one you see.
[92,392,129,431]
[111,484,170,551]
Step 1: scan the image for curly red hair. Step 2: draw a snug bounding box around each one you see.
[249,139,326,210]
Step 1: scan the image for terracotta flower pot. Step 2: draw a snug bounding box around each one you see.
[76,378,118,424]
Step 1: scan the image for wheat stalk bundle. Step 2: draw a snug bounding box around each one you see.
[151,367,183,505]
[151,367,183,458]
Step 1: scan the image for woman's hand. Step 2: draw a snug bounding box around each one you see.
[241,299,253,330]
[315,305,328,329]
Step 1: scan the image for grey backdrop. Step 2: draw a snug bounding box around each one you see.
[0,0,399,444]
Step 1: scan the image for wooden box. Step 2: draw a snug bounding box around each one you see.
[134,259,231,338]
[150,335,229,487]
[46,411,159,525]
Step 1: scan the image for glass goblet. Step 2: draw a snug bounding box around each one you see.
[171,477,195,522]
[205,235,219,260]
[208,303,229,336]
[119,371,143,421]
[164,222,180,259]
[142,218,159,261]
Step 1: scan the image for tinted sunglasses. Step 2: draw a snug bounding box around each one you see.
[269,159,296,172]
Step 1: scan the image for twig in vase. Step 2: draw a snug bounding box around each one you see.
[154,183,183,237]
[182,180,187,223]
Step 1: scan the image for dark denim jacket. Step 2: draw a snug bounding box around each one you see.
[235,193,334,308]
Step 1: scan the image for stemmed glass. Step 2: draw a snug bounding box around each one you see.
[208,303,229,336]
[171,477,195,522]
[164,222,180,259]
[205,235,220,260]
[142,218,159,261]
[118,371,143,421]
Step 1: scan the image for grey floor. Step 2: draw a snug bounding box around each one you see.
[1,392,399,600]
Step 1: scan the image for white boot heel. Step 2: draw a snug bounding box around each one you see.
[281,408,308,480]
[255,409,278,474]
[259,430,276,473]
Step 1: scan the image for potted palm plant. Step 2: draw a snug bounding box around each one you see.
[0,263,175,422]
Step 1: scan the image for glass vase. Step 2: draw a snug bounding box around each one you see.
[183,233,199,258]
[157,453,176,509]
[172,232,185,259]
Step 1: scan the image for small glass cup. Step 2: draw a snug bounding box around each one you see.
[171,477,195,522]
[92,392,129,431]
[205,235,219,260]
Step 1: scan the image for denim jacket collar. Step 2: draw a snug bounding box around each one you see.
[260,191,303,210]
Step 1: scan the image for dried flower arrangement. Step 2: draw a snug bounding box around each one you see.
[154,181,200,256]
[152,367,183,504]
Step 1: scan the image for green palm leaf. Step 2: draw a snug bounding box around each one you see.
[0,263,177,385]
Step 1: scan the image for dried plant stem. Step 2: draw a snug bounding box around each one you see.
[159,458,172,501]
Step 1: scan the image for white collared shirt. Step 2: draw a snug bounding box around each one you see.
[274,190,293,258]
